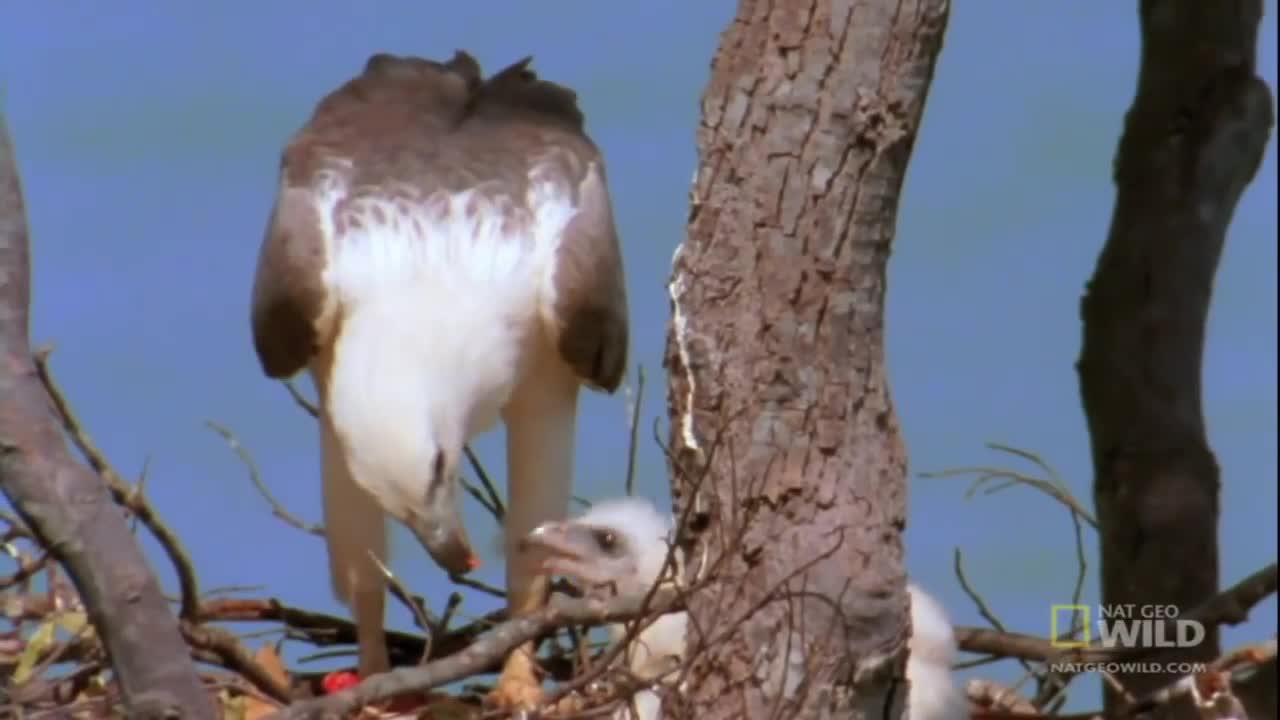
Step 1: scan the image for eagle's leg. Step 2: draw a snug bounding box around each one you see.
[488,359,580,711]
[315,360,390,679]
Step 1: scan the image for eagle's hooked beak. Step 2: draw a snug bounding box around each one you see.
[406,452,479,576]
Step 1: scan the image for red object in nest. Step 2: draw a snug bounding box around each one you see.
[321,671,426,714]
[321,670,361,694]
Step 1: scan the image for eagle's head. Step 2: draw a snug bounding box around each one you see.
[517,496,676,597]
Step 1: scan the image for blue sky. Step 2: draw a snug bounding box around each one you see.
[2,3,1274,712]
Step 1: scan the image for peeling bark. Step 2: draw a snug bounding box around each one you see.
[0,114,214,717]
[1077,1,1274,718]
[664,1,949,717]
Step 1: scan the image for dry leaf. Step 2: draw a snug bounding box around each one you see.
[14,618,57,684]
[243,644,289,719]
[220,688,247,720]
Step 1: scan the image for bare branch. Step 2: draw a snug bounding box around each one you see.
[36,348,203,621]
[366,551,437,661]
[205,420,324,538]
[180,621,292,704]
[0,108,213,717]
[269,588,687,719]
[921,443,1098,529]
[624,365,645,496]
[953,547,1037,684]
[283,379,320,418]
[953,562,1278,665]
[1115,637,1277,719]
[462,445,505,521]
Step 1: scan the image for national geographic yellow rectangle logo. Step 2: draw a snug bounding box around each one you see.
[1050,605,1090,647]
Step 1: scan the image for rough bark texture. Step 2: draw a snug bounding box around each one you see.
[1076,1,1274,718]
[664,1,949,717]
[0,114,214,717]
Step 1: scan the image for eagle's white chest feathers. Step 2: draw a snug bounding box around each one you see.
[312,167,575,516]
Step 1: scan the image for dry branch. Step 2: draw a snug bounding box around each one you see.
[0,109,214,717]
[180,621,293,704]
[953,561,1277,665]
[35,348,204,621]
[269,587,687,719]
[206,420,325,538]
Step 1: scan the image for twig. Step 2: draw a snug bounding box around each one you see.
[205,420,324,538]
[203,584,268,598]
[425,592,466,663]
[0,547,49,590]
[448,572,506,599]
[283,379,320,418]
[920,443,1097,529]
[195,596,505,670]
[1068,508,1088,618]
[624,365,645,496]
[965,678,1038,715]
[34,349,204,624]
[270,587,689,719]
[953,562,1279,665]
[1122,637,1277,719]
[5,410,291,708]
[131,456,151,535]
[367,552,437,661]
[0,508,31,538]
[951,548,1012,637]
[437,592,464,634]
[460,478,500,520]
[952,547,1038,682]
[1030,506,1091,708]
[463,445,505,521]
[6,613,95,704]
[181,621,292,704]
[0,107,212,716]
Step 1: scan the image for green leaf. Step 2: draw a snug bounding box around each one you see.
[14,619,57,684]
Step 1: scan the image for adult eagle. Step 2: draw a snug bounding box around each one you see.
[249,50,629,710]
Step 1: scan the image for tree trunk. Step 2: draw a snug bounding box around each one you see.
[664,2,949,717]
[0,114,215,717]
[1077,1,1274,718]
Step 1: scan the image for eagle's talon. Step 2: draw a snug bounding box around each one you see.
[485,682,545,712]
[486,652,545,712]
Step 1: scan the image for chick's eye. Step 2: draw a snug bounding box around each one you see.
[592,529,617,552]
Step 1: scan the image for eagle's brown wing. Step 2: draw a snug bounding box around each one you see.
[249,52,481,379]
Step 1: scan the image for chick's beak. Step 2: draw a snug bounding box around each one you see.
[518,522,605,586]
[517,521,576,557]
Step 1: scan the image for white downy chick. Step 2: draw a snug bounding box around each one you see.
[906,583,970,720]
[523,497,970,720]
[520,497,684,718]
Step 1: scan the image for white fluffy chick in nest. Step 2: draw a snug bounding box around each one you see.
[519,497,684,719]
[904,582,970,720]
[520,496,970,720]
